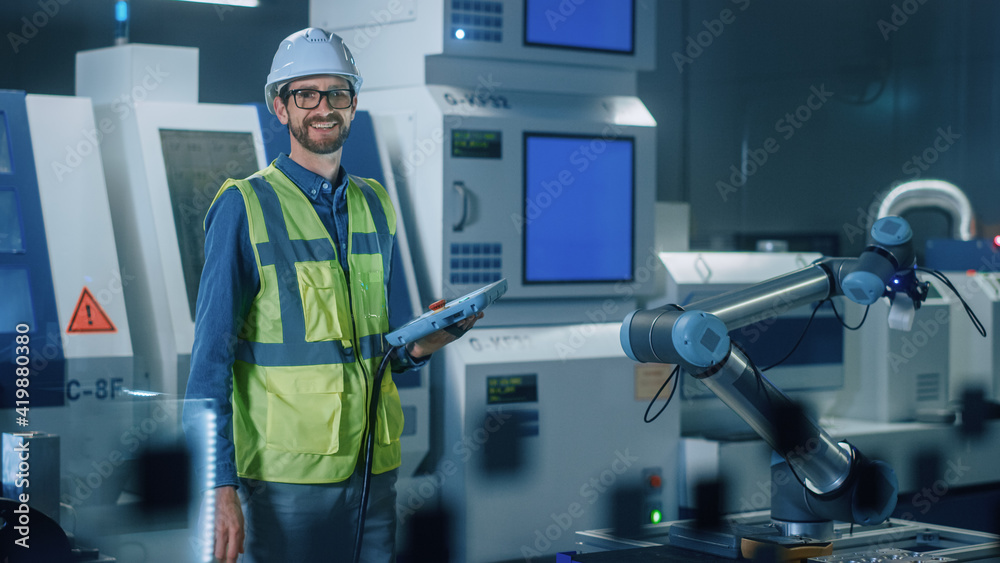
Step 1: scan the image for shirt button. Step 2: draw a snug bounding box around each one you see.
[322,182,330,190]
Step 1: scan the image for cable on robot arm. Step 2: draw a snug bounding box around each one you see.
[917,267,987,338]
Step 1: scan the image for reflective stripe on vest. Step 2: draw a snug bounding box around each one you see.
[210,164,403,483]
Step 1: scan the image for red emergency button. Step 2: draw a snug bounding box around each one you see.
[429,299,446,311]
[648,475,662,489]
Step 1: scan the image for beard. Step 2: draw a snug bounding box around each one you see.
[290,114,351,154]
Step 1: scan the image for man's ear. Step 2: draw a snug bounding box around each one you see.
[274,96,289,125]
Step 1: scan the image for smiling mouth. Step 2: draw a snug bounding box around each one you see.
[311,122,338,130]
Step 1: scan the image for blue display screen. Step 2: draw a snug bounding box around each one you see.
[524,0,634,54]
[0,189,25,253]
[0,268,35,327]
[523,133,634,284]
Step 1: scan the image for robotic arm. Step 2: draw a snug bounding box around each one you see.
[620,217,924,537]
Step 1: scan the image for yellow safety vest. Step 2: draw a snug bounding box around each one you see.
[210,164,403,483]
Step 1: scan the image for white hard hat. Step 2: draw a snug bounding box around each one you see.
[265,27,362,115]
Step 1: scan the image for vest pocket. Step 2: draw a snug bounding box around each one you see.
[265,368,344,455]
[296,261,350,342]
[350,255,388,335]
[376,375,404,446]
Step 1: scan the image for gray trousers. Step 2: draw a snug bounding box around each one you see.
[237,468,398,563]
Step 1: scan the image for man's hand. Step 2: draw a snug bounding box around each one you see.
[213,485,245,562]
[407,312,484,360]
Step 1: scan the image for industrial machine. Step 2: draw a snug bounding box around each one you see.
[945,271,1000,401]
[75,44,266,399]
[878,180,1000,404]
[0,89,145,560]
[839,287,952,422]
[425,323,679,561]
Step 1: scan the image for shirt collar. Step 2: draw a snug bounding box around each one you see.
[274,153,348,203]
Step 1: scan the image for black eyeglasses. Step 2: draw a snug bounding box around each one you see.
[286,88,354,110]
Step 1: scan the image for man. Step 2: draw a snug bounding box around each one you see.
[185,27,478,562]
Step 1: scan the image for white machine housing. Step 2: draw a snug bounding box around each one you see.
[26,95,134,370]
[945,270,1000,400]
[839,285,952,422]
[362,85,657,318]
[314,0,656,93]
[77,45,266,396]
[6,94,136,501]
[434,323,679,563]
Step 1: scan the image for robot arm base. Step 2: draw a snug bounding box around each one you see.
[769,445,898,539]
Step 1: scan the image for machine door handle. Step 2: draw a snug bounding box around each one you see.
[453,180,469,232]
[695,254,713,282]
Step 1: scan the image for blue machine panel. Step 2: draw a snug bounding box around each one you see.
[249,102,291,165]
[925,238,999,271]
[0,90,65,408]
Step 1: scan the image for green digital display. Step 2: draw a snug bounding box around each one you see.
[452,129,502,159]
[487,374,537,405]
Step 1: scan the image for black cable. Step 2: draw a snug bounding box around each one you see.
[917,267,987,338]
[738,345,820,494]
[353,346,398,563]
[760,300,826,372]
[728,338,770,402]
[829,298,870,331]
[644,363,680,423]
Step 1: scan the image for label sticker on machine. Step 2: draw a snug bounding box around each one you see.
[487,374,538,404]
[634,364,675,401]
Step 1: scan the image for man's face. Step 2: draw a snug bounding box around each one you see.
[275,75,357,155]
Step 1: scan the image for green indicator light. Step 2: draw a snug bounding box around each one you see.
[650,509,662,524]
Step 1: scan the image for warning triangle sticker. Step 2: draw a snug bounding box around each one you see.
[67,287,117,333]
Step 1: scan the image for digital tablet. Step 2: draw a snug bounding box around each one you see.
[385,279,507,346]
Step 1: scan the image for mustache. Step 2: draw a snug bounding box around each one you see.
[306,114,343,126]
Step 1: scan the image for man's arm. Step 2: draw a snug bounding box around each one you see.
[182,187,258,562]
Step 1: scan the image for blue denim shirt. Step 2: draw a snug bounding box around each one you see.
[184,154,424,490]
